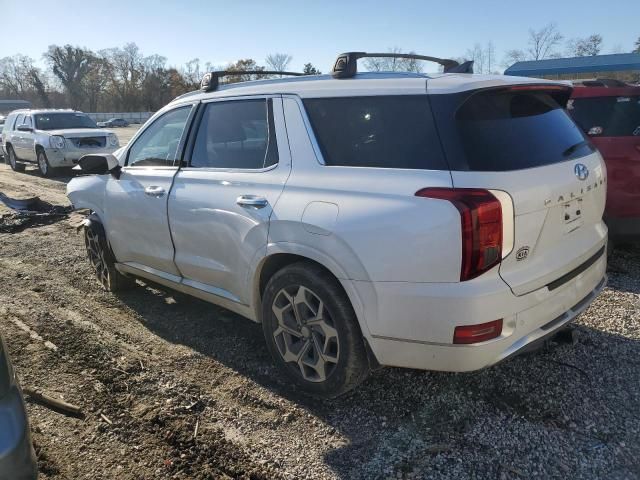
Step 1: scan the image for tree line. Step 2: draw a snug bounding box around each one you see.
[0,43,321,112]
[1,31,638,112]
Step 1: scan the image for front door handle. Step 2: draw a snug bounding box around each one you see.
[144,186,166,197]
[236,195,268,209]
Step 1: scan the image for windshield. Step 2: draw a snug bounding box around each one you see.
[430,88,594,171]
[34,112,97,130]
[569,96,640,137]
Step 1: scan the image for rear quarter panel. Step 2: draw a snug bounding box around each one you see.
[274,97,461,283]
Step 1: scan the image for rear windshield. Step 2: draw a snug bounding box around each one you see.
[430,88,594,171]
[34,113,96,130]
[303,96,447,170]
[569,96,640,137]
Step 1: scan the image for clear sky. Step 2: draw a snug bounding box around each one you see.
[2,0,638,73]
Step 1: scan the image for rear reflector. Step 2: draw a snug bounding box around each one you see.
[416,188,503,281]
[453,319,503,344]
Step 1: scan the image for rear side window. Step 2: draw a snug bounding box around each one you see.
[430,89,594,171]
[569,96,640,137]
[190,99,278,169]
[303,96,447,170]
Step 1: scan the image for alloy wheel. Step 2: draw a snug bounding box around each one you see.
[271,285,340,382]
[85,227,110,288]
[38,152,48,176]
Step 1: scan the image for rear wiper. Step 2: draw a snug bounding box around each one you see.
[562,141,592,158]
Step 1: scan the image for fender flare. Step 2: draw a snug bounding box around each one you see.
[250,242,374,335]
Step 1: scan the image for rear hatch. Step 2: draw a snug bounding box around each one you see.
[430,84,607,296]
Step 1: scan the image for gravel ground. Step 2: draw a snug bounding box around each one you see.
[0,151,638,479]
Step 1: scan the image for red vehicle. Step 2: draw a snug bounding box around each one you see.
[568,79,640,244]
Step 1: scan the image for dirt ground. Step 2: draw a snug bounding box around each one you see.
[0,148,639,479]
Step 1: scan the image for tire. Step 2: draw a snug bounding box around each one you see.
[37,150,55,177]
[84,221,135,292]
[261,262,369,397]
[7,146,25,172]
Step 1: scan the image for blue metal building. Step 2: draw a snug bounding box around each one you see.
[504,53,640,82]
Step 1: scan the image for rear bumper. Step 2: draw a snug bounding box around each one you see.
[0,387,38,480]
[355,243,607,372]
[606,216,640,242]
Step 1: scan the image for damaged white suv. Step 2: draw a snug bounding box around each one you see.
[2,109,119,177]
[66,52,607,397]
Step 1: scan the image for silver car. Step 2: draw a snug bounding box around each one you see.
[2,109,119,177]
[0,334,38,479]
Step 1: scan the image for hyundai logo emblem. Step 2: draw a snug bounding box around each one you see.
[574,163,589,181]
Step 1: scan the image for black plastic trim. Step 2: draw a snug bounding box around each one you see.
[546,246,605,292]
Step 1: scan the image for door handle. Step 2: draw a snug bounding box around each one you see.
[236,195,268,209]
[144,186,166,197]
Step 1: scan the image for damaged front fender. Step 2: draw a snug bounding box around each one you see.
[66,174,110,218]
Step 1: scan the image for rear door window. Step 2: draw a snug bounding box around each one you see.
[569,96,640,137]
[430,88,594,171]
[303,96,447,170]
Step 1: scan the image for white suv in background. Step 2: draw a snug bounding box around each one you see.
[2,109,119,177]
[66,52,607,397]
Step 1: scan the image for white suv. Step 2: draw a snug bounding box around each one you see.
[2,109,119,177]
[66,52,607,397]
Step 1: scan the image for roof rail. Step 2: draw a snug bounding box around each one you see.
[200,70,304,92]
[330,52,471,78]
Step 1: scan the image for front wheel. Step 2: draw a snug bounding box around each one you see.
[84,222,135,292]
[261,262,369,397]
[37,150,55,177]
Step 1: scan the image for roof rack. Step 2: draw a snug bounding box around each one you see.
[200,70,304,92]
[330,52,472,78]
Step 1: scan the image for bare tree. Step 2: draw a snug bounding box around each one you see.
[527,23,563,60]
[567,34,603,57]
[0,55,34,96]
[183,58,202,87]
[265,53,293,74]
[363,47,423,73]
[634,36,640,54]
[46,45,96,108]
[502,49,528,68]
[28,68,50,107]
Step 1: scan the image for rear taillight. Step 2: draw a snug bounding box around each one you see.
[416,188,503,281]
[453,319,503,344]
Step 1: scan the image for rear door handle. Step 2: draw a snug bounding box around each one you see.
[144,186,166,197]
[236,195,268,209]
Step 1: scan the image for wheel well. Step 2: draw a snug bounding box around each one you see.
[258,253,336,297]
[35,144,45,153]
[256,253,381,370]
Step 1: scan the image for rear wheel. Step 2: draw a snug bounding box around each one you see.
[37,150,55,177]
[84,222,135,292]
[261,262,369,397]
[7,146,25,172]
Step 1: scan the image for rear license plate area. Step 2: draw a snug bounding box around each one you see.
[563,198,583,233]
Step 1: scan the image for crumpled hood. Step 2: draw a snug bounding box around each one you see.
[44,128,114,138]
